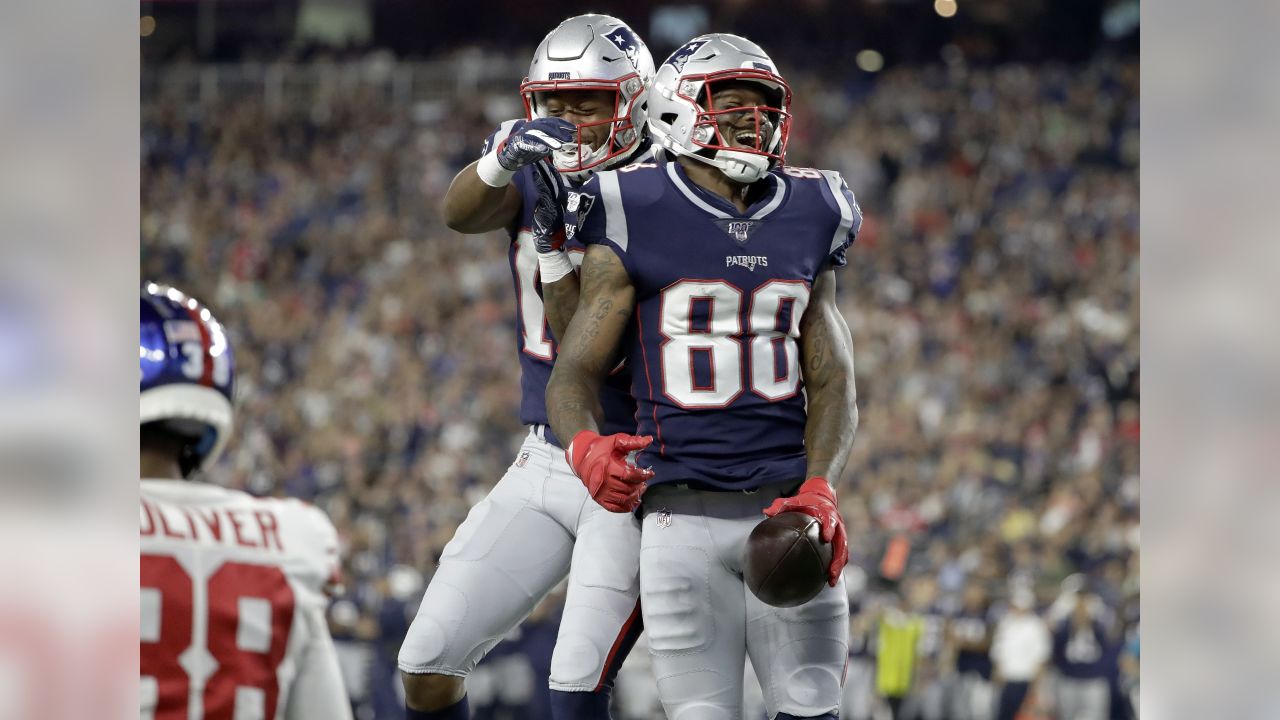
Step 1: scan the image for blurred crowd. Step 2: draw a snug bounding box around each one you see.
[142,48,1138,719]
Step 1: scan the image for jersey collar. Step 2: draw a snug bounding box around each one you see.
[664,161,787,220]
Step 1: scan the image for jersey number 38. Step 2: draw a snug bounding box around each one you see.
[141,554,295,719]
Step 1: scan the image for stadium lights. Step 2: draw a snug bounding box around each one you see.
[934,0,957,18]
[856,50,885,73]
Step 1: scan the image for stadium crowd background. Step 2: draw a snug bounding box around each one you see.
[141,1,1138,717]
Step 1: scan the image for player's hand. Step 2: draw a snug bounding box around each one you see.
[531,160,567,254]
[566,430,655,512]
[496,118,576,172]
[763,477,848,587]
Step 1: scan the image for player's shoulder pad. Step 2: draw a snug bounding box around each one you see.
[480,118,523,157]
[788,165,860,252]
[611,161,668,206]
[575,162,665,239]
[266,497,343,597]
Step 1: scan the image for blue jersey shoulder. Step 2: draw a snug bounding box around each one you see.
[775,166,863,267]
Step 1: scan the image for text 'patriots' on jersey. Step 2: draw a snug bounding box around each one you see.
[573,160,862,490]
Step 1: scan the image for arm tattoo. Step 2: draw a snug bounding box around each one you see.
[543,272,580,344]
[800,269,859,484]
[546,247,635,443]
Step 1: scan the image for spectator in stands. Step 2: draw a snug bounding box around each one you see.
[948,581,997,720]
[991,586,1051,720]
[1051,588,1116,719]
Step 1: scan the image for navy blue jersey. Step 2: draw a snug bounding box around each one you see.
[481,122,643,446]
[1052,619,1112,679]
[575,160,861,489]
[952,609,996,679]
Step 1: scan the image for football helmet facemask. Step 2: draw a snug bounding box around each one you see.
[521,14,656,181]
[648,34,792,184]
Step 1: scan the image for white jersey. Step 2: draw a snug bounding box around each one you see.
[140,480,352,720]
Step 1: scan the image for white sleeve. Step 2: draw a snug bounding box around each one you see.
[285,605,354,720]
[1031,620,1052,667]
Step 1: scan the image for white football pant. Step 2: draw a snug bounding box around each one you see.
[398,428,642,692]
[639,482,850,720]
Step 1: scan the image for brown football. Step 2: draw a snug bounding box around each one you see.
[744,511,832,608]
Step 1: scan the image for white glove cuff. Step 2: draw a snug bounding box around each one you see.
[538,249,575,284]
[476,149,516,188]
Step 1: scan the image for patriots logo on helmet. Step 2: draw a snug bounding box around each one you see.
[666,39,708,73]
[604,27,642,68]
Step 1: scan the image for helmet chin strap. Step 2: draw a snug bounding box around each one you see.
[713,149,771,183]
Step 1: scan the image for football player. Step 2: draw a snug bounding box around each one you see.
[397,14,655,720]
[545,34,862,719]
[140,283,352,720]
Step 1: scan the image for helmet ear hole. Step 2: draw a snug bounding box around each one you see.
[660,112,678,125]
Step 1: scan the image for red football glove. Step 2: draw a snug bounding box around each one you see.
[566,431,655,512]
[763,477,848,587]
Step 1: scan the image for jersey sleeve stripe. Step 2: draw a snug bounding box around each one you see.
[818,170,855,255]
[598,171,630,251]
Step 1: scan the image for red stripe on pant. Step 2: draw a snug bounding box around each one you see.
[595,600,642,692]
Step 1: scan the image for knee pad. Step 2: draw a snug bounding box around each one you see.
[550,602,643,691]
[657,686,739,720]
[398,614,451,672]
[549,633,605,689]
[777,662,843,711]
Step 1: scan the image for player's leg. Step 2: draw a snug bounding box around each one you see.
[546,459,643,717]
[746,580,849,719]
[398,433,575,716]
[744,499,850,720]
[640,486,747,720]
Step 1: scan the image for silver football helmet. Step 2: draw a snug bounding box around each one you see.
[521,14,655,180]
[648,34,792,183]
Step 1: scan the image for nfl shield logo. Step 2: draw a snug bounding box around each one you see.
[656,510,672,528]
[713,218,760,244]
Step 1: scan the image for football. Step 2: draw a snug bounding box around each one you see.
[744,511,832,608]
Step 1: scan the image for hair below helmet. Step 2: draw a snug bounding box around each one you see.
[140,283,234,476]
[521,14,656,180]
[647,33,792,183]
